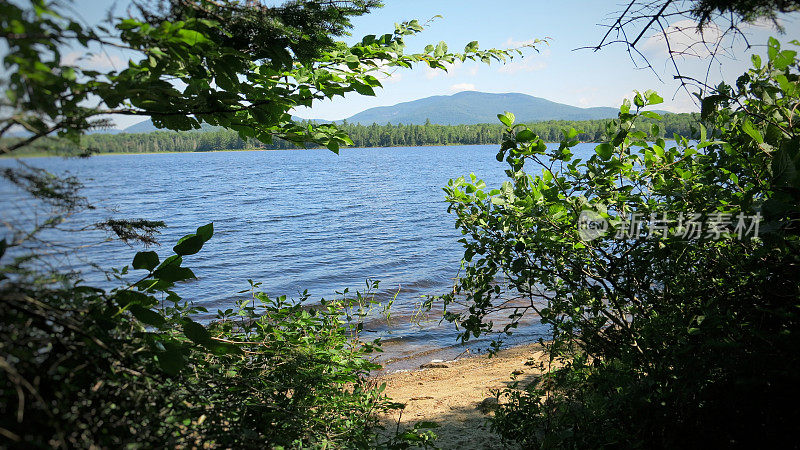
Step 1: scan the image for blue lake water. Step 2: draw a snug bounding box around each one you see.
[1,143,598,366]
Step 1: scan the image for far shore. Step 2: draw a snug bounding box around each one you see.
[2,139,686,159]
[0,143,503,159]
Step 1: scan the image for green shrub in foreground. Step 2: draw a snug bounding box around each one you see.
[0,224,402,448]
[444,38,800,448]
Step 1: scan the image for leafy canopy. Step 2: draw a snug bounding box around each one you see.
[1,0,536,155]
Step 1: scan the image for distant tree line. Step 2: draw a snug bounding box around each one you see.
[22,113,700,155]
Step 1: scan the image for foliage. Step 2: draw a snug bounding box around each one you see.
[1,0,540,447]
[0,221,407,448]
[691,0,800,25]
[443,38,800,447]
[1,0,532,155]
[591,0,798,95]
[133,0,382,66]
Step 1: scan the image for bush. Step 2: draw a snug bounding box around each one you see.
[0,224,398,448]
[443,38,800,448]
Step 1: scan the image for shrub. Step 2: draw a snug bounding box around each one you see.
[1,224,397,448]
[443,38,800,448]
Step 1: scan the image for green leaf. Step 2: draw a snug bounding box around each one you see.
[742,120,764,144]
[640,111,662,120]
[595,143,614,161]
[176,29,209,45]
[768,36,780,61]
[516,129,536,142]
[115,290,157,308]
[129,304,166,327]
[196,223,214,242]
[565,127,578,140]
[498,111,515,127]
[353,83,375,96]
[646,91,663,105]
[155,265,196,283]
[117,18,140,31]
[183,320,212,346]
[650,123,660,137]
[774,49,796,70]
[611,129,628,147]
[157,255,182,270]
[208,341,244,356]
[132,251,160,271]
[158,348,185,375]
[620,98,631,115]
[434,41,447,57]
[701,94,725,120]
[326,139,340,153]
[173,234,205,256]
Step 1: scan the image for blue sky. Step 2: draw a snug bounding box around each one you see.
[64,0,799,127]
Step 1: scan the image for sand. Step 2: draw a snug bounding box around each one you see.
[375,343,550,449]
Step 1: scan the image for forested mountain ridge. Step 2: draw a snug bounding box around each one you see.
[341,91,628,125]
[121,91,675,133]
[33,113,701,154]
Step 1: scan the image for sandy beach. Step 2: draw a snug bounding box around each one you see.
[376,343,550,449]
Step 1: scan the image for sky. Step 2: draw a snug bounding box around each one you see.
[60,0,800,128]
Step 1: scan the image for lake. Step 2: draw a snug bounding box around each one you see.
[1,143,598,367]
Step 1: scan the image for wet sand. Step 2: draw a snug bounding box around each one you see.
[375,343,551,449]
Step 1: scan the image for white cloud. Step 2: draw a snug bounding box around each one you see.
[496,46,549,74]
[423,59,472,79]
[366,60,404,84]
[503,37,539,48]
[741,15,786,30]
[383,72,403,84]
[450,83,476,92]
[659,92,700,113]
[561,87,602,108]
[641,19,723,59]
[61,51,125,70]
[424,65,441,79]
[498,59,547,74]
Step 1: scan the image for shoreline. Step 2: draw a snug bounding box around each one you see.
[374,342,548,449]
[0,143,502,159]
[1,139,689,159]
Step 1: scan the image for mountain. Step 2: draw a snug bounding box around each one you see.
[337,91,625,125]
[122,119,225,134]
[122,119,160,133]
[7,126,126,137]
[118,91,648,133]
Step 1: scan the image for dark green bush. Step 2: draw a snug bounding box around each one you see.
[444,38,800,448]
[0,225,398,448]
